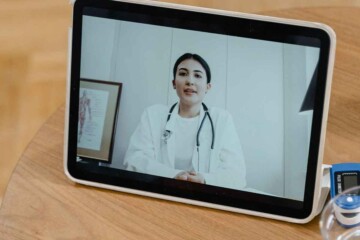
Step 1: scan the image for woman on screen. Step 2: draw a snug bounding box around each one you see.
[124,53,246,190]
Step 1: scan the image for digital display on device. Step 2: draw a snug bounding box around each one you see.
[67,0,335,221]
[343,175,358,192]
[331,164,360,197]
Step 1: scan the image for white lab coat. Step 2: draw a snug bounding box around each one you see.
[124,104,246,190]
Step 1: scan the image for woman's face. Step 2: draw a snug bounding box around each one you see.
[172,59,211,107]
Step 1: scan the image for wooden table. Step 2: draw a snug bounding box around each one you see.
[1,7,360,239]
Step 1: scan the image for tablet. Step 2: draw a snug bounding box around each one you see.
[65,0,336,223]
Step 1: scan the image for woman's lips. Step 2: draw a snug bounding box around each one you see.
[184,88,197,95]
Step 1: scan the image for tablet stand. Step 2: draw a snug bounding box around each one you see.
[315,164,331,215]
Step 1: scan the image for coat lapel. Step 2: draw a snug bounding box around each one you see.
[164,103,179,168]
[191,106,206,172]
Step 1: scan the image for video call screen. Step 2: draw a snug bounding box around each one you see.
[76,8,321,203]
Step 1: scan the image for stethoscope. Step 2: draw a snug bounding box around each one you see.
[162,102,215,172]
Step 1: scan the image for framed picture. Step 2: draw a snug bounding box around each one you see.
[77,79,122,163]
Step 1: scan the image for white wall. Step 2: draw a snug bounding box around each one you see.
[81,16,117,80]
[227,37,284,196]
[283,45,319,200]
[80,16,319,199]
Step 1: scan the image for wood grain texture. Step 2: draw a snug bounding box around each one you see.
[0,107,322,239]
[160,0,360,12]
[0,0,358,207]
[1,5,360,240]
[0,0,71,206]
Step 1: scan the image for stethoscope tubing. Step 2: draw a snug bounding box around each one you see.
[166,102,215,151]
[165,102,215,172]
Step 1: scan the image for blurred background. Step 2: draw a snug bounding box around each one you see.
[1,0,358,207]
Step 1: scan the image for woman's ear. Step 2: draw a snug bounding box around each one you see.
[206,83,212,93]
[172,80,176,89]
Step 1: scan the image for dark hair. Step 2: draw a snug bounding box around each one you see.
[173,53,211,83]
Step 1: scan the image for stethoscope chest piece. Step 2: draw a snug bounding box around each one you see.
[164,102,215,172]
[162,130,172,144]
[165,102,214,148]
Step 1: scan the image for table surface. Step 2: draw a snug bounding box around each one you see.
[1,6,360,240]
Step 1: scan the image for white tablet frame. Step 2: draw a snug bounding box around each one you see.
[64,0,336,223]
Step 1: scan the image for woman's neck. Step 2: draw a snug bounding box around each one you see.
[178,102,201,118]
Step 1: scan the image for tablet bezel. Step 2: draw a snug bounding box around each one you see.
[65,0,335,222]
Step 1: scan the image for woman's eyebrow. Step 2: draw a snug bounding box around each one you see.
[178,68,189,72]
[178,68,203,74]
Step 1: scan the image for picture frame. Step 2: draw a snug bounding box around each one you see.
[77,79,122,163]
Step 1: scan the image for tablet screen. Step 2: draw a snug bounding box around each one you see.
[68,0,332,219]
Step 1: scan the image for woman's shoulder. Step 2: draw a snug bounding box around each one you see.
[209,106,232,118]
[144,104,170,116]
[208,107,236,130]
